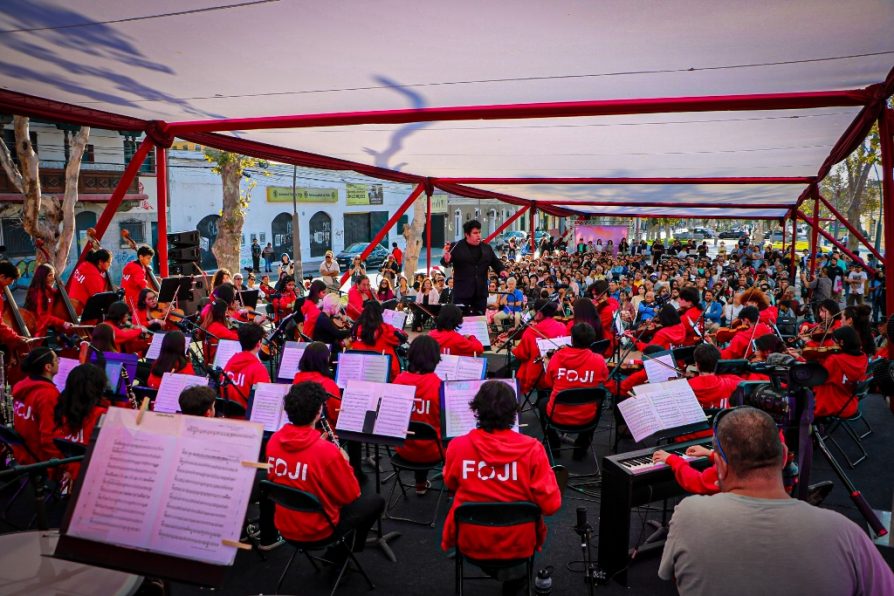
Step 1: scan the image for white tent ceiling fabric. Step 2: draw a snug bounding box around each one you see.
[0,0,892,216]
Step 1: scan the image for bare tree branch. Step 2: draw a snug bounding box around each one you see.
[56,126,90,270]
[0,133,23,194]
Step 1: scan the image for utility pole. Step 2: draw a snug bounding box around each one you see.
[291,165,304,283]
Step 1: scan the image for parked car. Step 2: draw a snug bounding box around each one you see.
[494,230,527,249]
[335,242,389,271]
[691,226,715,239]
[719,228,749,240]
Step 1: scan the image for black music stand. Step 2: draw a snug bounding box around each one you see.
[238,289,260,309]
[158,276,192,303]
[80,292,120,321]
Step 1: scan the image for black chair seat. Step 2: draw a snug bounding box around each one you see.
[390,453,442,471]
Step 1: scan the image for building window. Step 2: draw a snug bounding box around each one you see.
[1,218,35,257]
[119,220,145,246]
[259,232,266,243]
[124,138,156,174]
[83,144,95,164]
[2,129,38,165]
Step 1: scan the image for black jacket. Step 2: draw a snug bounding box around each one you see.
[440,240,504,305]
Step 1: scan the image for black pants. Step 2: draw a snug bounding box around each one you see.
[332,493,385,551]
[252,255,260,271]
[537,397,594,451]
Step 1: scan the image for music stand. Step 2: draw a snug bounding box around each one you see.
[714,359,749,375]
[158,276,192,303]
[672,345,697,366]
[80,292,120,321]
[238,289,259,310]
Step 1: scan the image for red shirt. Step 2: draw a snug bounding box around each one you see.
[635,322,687,351]
[545,347,608,425]
[352,323,402,380]
[41,405,107,481]
[512,317,568,394]
[301,299,321,339]
[292,371,341,426]
[619,368,648,397]
[29,287,68,337]
[442,429,561,560]
[393,371,443,463]
[680,306,704,344]
[203,322,239,364]
[392,247,403,266]
[223,351,270,411]
[346,286,376,320]
[12,376,59,464]
[266,424,360,542]
[598,298,620,358]
[273,290,300,323]
[121,260,148,309]
[430,329,484,357]
[814,352,868,418]
[720,322,773,359]
[759,305,778,326]
[67,262,108,312]
[687,374,743,409]
[147,361,196,389]
[666,454,719,495]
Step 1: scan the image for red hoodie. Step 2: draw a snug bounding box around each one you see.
[814,352,868,418]
[223,351,270,411]
[266,424,360,542]
[41,405,107,481]
[120,260,148,309]
[545,347,608,425]
[680,306,704,344]
[759,305,778,326]
[67,261,108,311]
[687,374,744,409]
[619,368,648,396]
[513,317,568,394]
[147,361,196,389]
[292,371,341,426]
[442,429,561,559]
[720,322,773,360]
[635,322,687,351]
[301,300,321,339]
[665,454,720,495]
[598,298,620,358]
[352,323,402,380]
[12,376,59,464]
[430,329,484,357]
[393,371,443,463]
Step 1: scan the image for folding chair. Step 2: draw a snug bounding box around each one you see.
[259,480,375,596]
[453,501,540,596]
[819,378,873,468]
[0,425,40,527]
[215,397,247,419]
[384,421,446,527]
[539,386,607,475]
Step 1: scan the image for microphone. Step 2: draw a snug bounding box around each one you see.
[575,507,590,533]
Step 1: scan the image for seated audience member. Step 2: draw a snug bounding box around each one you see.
[222,323,270,411]
[542,323,608,459]
[178,385,216,417]
[393,336,444,494]
[659,407,894,595]
[813,326,869,419]
[147,331,195,389]
[442,381,561,594]
[12,347,60,463]
[429,304,485,356]
[687,343,743,409]
[266,381,385,561]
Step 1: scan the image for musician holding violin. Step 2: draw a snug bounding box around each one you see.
[121,244,156,307]
[711,306,771,360]
[272,276,300,323]
[800,299,841,348]
[813,326,869,419]
[103,301,151,354]
[512,299,567,395]
[313,293,353,354]
[626,304,687,351]
[677,286,704,344]
[346,276,377,321]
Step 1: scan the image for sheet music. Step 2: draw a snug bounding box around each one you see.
[456,315,490,347]
[335,352,390,388]
[435,354,486,381]
[213,340,242,369]
[381,309,407,330]
[442,379,519,438]
[53,357,80,392]
[66,408,263,566]
[248,382,291,432]
[276,341,310,380]
[154,373,209,414]
[146,332,192,361]
[643,353,678,384]
[619,379,706,442]
[536,335,572,358]
[335,380,415,439]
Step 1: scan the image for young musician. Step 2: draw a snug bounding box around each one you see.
[618,344,665,396]
[121,245,155,308]
[67,249,113,311]
[301,280,328,339]
[718,306,771,360]
[542,323,608,459]
[814,326,868,419]
[266,381,384,558]
[512,299,568,395]
[25,263,73,337]
[430,304,484,357]
[147,331,195,389]
[87,323,118,355]
[272,276,300,323]
[0,261,34,348]
[293,342,341,420]
[11,347,60,464]
[629,304,687,351]
[222,323,270,411]
[134,288,166,331]
[104,301,149,354]
[393,336,443,494]
[178,385,216,417]
[678,286,705,344]
[741,287,777,326]
[442,380,561,593]
[566,297,605,341]
[802,299,841,348]
[211,268,231,291]
[313,294,352,355]
[590,280,620,358]
[842,304,876,357]
[687,344,743,409]
[351,300,405,381]
[346,276,377,321]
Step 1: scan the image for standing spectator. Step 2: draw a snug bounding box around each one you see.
[251,238,262,272]
[870,267,886,323]
[319,250,340,289]
[391,242,403,271]
[262,242,275,272]
[278,253,295,280]
[846,263,868,306]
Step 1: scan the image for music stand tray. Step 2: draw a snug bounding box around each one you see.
[80,292,120,321]
[158,276,192,303]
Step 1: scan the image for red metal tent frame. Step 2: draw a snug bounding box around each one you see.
[0,69,891,310]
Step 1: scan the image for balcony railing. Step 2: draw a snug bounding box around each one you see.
[0,168,139,195]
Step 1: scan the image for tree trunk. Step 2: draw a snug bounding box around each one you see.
[845,161,872,252]
[211,160,244,273]
[402,194,427,276]
[55,127,90,270]
[15,116,55,247]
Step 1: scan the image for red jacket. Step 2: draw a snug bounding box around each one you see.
[759,305,778,326]
[346,286,376,320]
[121,260,148,309]
[814,352,868,418]
[442,429,561,559]
[720,322,773,359]
[273,290,300,323]
[292,371,341,426]
[680,306,704,344]
[666,454,719,495]
[393,371,443,463]
[635,322,687,351]
[545,347,608,425]
[29,287,69,337]
[430,329,484,357]
[223,351,270,410]
[352,323,402,380]
[108,321,146,354]
[804,320,841,348]
[203,322,239,364]
[67,262,107,312]
[266,424,360,542]
[147,361,196,389]
[301,300,321,339]
[513,317,568,394]
[687,374,744,409]
[619,368,648,397]
[12,376,59,464]
[41,405,107,481]
[0,291,25,349]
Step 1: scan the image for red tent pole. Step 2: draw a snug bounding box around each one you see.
[483,205,530,243]
[880,109,894,316]
[808,186,820,279]
[529,207,536,253]
[781,218,787,252]
[797,210,874,273]
[816,193,883,262]
[425,189,432,275]
[79,136,154,262]
[339,183,425,287]
[436,176,814,185]
[789,216,798,280]
[156,146,169,277]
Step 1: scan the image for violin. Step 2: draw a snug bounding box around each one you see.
[710,318,749,344]
[801,345,841,361]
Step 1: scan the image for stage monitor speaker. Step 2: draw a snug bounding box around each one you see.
[167,230,200,247]
[169,246,200,262]
[170,262,200,276]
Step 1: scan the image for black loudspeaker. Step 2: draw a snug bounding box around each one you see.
[170,262,200,276]
[169,246,200,261]
[168,230,200,246]
[167,229,200,276]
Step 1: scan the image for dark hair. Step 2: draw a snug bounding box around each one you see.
[818,299,840,318]
[588,279,609,299]
[572,298,603,338]
[715,407,784,476]
[657,303,681,326]
[54,363,106,433]
[463,220,481,236]
[533,298,558,318]
[210,299,229,324]
[642,344,666,356]
[211,268,231,289]
[470,381,518,432]
[84,249,111,266]
[406,335,440,374]
[284,381,328,426]
[137,246,155,258]
[693,343,720,373]
[137,287,156,310]
[738,305,760,324]
[178,385,216,416]
[570,323,596,349]
[25,263,55,312]
[91,323,117,352]
[832,326,863,356]
[307,280,328,303]
[22,346,55,377]
[678,286,700,306]
[355,300,384,346]
[843,305,876,357]
[298,342,331,374]
[237,323,265,351]
[105,301,130,324]
[754,333,784,355]
[435,304,463,331]
[212,283,237,305]
[150,331,188,378]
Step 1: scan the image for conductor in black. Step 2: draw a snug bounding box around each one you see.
[440,220,504,315]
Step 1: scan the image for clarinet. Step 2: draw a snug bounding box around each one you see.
[0,352,10,425]
[119,365,139,410]
[319,411,340,448]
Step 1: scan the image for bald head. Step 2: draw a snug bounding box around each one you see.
[715,407,784,478]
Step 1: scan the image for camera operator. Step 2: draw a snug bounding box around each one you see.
[659,407,894,595]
